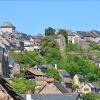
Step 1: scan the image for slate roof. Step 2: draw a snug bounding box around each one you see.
[59,70,70,77]
[96,59,100,63]
[48,34,64,39]
[38,81,68,94]
[48,35,59,39]
[30,93,80,100]
[8,57,15,66]
[0,51,3,62]
[0,22,16,28]
[75,31,85,39]
[88,82,100,89]
[68,32,76,36]
[37,65,47,69]
[54,81,68,93]
[75,30,100,38]
[28,68,45,76]
[76,74,84,80]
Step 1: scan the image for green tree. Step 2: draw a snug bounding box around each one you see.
[57,29,68,43]
[10,78,36,94]
[60,55,100,83]
[45,68,61,81]
[82,93,96,100]
[45,27,56,36]
[40,37,61,64]
[9,51,47,67]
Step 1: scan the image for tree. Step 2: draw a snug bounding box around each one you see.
[60,55,100,83]
[40,37,62,64]
[66,43,82,52]
[71,80,78,92]
[45,27,56,36]
[10,78,36,94]
[82,93,96,100]
[57,29,68,43]
[45,68,61,81]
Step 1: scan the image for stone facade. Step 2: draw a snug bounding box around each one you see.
[0,22,16,33]
[81,84,91,93]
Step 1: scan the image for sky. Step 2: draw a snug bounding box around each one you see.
[0,0,100,35]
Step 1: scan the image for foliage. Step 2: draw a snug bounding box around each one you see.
[45,27,56,36]
[71,80,78,91]
[9,51,46,67]
[90,42,100,50]
[40,37,62,65]
[57,29,68,43]
[66,43,82,52]
[45,68,61,81]
[60,55,100,82]
[82,93,96,100]
[10,78,36,94]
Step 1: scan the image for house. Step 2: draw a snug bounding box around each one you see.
[73,74,85,89]
[38,65,48,72]
[0,49,9,77]
[37,81,68,94]
[48,34,66,51]
[95,59,100,67]
[58,70,72,91]
[25,68,47,85]
[21,40,34,51]
[81,82,100,94]
[75,30,100,43]
[32,35,43,46]
[33,44,40,51]
[0,22,16,33]
[24,93,80,100]
[32,64,54,72]
[68,32,80,44]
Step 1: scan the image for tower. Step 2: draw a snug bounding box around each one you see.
[2,48,9,77]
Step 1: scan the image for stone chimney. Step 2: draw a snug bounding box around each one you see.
[55,64,57,70]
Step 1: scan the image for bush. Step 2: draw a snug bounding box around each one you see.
[82,93,96,100]
[45,68,61,81]
[10,78,36,94]
[66,43,82,52]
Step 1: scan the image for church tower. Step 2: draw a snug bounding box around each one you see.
[2,48,9,77]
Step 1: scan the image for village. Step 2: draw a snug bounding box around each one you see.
[0,22,100,100]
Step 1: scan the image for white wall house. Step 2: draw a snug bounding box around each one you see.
[68,33,81,44]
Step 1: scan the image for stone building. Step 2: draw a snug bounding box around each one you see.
[48,34,66,51]
[0,49,9,78]
[0,22,16,33]
[81,82,100,94]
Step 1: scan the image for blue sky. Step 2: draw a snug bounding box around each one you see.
[0,0,100,35]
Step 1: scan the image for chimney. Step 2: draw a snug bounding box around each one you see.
[55,64,57,70]
[25,93,32,100]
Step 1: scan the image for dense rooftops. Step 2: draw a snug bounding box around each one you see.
[59,70,70,77]
[88,82,100,89]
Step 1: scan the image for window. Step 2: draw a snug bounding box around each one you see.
[84,88,89,91]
